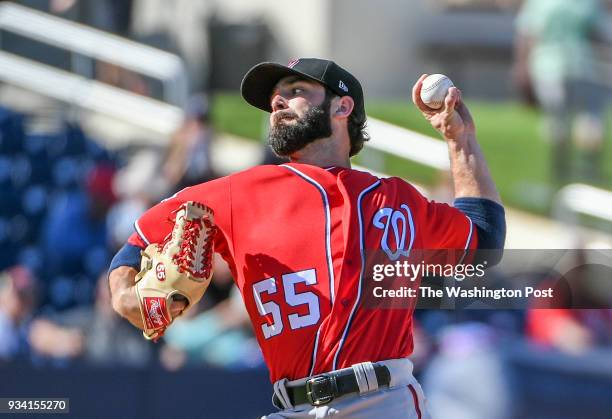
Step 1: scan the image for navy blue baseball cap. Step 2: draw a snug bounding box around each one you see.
[240,58,366,122]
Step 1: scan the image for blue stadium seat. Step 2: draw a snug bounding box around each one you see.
[0,216,17,271]
[0,110,116,311]
[0,109,24,154]
[21,185,49,217]
[52,156,81,188]
[9,154,32,190]
[73,275,96,306]
[0,185,21,216]
[17,246,44,276]
[47,275,76,309]
[23,134,49,157]
[84,246,110,277]
[8,214,31,246]
[85,136,114,162]
[0,155,11,187]
[45,130,70,159]
[62,122,87,156]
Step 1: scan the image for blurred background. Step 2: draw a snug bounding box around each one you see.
[0,0,611,418]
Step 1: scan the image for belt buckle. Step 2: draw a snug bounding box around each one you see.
[306,375,336,406]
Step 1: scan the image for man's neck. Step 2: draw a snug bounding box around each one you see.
[289,155,350,169]
[289,136,351,168]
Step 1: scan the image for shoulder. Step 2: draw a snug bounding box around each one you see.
[176,165,284,190]
[341,169,416,190]
[174,167,282,198]
[379,176,425,198]
[227,164,289,183]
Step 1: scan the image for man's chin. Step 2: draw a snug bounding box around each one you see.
[268,138,305,157]
[269,143,299,157]
[273,118,298,128]
[269,136,324,157]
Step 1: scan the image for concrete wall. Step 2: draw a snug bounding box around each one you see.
[180,0,609,100]
[329,0,431,99]
[132,0,332,90]
[211,0,332,61]
[211,0,518,99]
[329,0,516,99]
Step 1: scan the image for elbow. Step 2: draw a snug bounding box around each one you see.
[476,216,506,250]
[108,266,139,318]
[474,217,506,267]
[110,286,127,317]
[454,197,506,250]
[454,197,507,267]
[109,272,127,317]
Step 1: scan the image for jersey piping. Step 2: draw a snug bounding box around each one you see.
[280,164,336,376]
[331,179,380,370]
[134,219,151,246]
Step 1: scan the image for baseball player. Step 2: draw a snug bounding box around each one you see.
[108,58,506,418]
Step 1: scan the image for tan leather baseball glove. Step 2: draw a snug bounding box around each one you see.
[134,201,216,341]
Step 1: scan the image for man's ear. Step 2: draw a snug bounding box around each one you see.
[333,96,354,119]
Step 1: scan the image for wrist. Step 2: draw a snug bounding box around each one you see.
[445,129,475,146]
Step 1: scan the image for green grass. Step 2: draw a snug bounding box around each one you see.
[367,100,612,214]
[212,92,612,215]
[212,93,265,140]
[366,100,553,213]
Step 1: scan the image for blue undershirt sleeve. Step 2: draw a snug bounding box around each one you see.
[109,243,143,273]
[454,197,506,250]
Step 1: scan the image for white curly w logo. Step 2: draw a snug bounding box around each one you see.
[372,204,415,261]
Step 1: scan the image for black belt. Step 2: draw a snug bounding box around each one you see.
[273,363,391,407]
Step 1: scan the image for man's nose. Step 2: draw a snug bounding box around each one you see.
[271,94,288,112]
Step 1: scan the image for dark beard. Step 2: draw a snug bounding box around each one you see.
[267,99,332,157]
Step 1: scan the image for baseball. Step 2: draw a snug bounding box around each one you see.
[420,74,454,109]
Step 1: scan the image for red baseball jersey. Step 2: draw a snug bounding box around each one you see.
[127,163,477,382]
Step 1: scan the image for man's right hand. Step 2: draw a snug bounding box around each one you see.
[412,74,475,144]
[411,73,501,204]
[109,266,187,331]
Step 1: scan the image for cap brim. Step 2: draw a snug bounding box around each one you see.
[240,62,323,113]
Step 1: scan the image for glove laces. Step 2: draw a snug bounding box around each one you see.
[165,202,216,280]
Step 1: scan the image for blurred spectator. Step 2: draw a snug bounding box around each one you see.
[421,322,512,419]
[28,271,155,367]
[106,148,169,252]
[527,309,612,355]
[50,0,133,36]
[106,196,149,252]
[160,288,263,371]
[112,148,168,202]
[162,93,217,192]
[525,249,612,354]
[513,0,609,184]
[0,266,37,362]
[41,163,117,309]
[95,62,150,97]
[49,0,149,97]
[106,142,190,255]
[408,319,434,374]
[107,105,216,252]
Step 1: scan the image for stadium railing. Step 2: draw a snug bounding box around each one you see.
[0,52,182,139]
[364,117,450,171]
[554,183,612,227]
[0,2,188,106]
